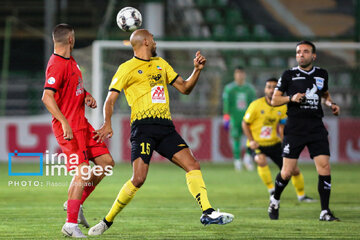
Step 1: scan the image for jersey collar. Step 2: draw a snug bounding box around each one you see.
[134,56,150,62]
[53,53,70,60]
[296,66,316,75]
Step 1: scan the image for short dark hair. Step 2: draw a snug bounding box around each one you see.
[296,40,316,53]
[266,77,278,83]
[52,23,74,44]
[235,66,244,71]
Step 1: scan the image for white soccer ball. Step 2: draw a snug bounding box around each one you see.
[116,7,142,32]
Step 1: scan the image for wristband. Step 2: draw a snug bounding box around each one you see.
[288,94,293,102]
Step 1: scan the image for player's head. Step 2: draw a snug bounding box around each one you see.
[130,29,157,57]
[52,23,75,51]
[296,40,316,69]
[264,77,278,101]
[234,66,246,85]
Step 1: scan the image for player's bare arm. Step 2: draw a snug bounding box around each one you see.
[323,91,340,116]
[42,89,73,140]
[278,124,285,141]
[93,91,120,143]
[85,92,97,109]
[172,51,206,95]
[271,89,305,106]
[241,120,259,150]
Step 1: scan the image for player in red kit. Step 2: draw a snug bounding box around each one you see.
[42,23,115,238]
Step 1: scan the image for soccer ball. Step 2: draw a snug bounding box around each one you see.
[116,7,142,32]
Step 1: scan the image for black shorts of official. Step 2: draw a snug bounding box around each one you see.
[282,130,330,159]
[130,124,189,164]
[248,142,283,169]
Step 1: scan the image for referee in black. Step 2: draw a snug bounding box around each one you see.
[268,40,340,221]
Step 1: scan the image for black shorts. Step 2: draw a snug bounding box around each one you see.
[130,124,188,164]
[282,130,330,159]
[248,142,283,169]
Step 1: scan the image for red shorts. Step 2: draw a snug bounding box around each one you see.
[56,123,109,171]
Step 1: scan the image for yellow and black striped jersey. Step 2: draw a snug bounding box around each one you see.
[243,97,287,146]
[109,56,179,125]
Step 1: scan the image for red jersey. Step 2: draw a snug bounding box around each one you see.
[44,54,88,137]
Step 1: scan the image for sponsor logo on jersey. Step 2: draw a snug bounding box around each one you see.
[47,77,56,85]
[76,77,84,96]
[138,70,143,74]
[301,84,319,109]
[157,66,162,70]
[260,126,272,139]
[151,85,166,103]
[315,77,324,90]
[150,74,162,81]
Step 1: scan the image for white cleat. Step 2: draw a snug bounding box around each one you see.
[200,209,234,225]
[243,154,254,171]
[64,201,90,228]
[88,220,109,236]
[62,223,87,238]
[234,160,242,171]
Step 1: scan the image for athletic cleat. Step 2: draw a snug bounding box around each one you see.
[62,223,87,238]
[200,209,234,225]
[88,220,109,236]
[268,195,280,220]
[64,201,90,228]
[269,189,275,198]
[243,154,254,171]
[234,160,242,171]
[319,209,340,221]
[298,195,317,203]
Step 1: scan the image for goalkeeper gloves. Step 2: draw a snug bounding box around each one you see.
[223,114,230,131]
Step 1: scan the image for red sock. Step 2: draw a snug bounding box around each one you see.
[80,185,95,204]
[67,199,81,223]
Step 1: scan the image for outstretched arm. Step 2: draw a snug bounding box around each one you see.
[172,51,206,95]
[93,91,120,143]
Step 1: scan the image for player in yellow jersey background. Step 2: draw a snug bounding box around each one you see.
[88,29,234,236]
[242,78,315,202]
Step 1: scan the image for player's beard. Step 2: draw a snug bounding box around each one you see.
[151,47,157,57]
[298,58,313,69]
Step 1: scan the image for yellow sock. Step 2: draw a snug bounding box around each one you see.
[291,173,305,197]
[257,165,274,191]
[186,170,212,211]
[105,180,139,222]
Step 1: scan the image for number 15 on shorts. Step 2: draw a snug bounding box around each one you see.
[140,142,151,155]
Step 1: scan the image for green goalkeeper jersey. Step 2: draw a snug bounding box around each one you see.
[223,82,256,123]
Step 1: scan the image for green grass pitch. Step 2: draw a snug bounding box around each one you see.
[1,162,359,239]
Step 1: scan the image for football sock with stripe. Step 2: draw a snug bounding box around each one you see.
[257,165,274,191]
[274,173,290,200]
[186,170,212,212]
[105,180,139,223]
[291,172,305,197]
[318,175,331,210]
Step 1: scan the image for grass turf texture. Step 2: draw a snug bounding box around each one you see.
[1,162,359,239]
